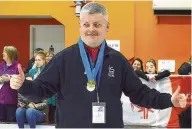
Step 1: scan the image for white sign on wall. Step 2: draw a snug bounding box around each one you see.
[106,40,120,52]
[158,60,175,72]
[153,0,191,10]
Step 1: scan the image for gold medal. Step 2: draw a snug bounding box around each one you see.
[87,80,96,92]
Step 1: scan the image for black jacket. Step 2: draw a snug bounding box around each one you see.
[135,70,170,81]
[19,43,173,128]
[177,62,191,128]
[18,93,48,111]
[24,58,35,74]
[178,62,191,75]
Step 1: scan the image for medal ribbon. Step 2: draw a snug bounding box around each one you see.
[78,37,105,89]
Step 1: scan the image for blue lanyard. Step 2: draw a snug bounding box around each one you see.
[96,60,103,89]
[89,54,104,89]
[2,64,7,75]
[78,37,105,89]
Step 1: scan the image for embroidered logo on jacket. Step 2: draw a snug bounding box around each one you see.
[108,65,115,77]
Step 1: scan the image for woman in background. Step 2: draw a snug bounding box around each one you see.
[131,58,144,71]
[16,51,48,128]
[131,58,150,81]
[24,48,44,74]
[0,46,21,122]
[132,58,170,83]
[46,51,54,64]
[145,59,170,83]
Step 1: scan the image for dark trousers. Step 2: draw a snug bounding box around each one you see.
[0,104,17,122]
[179,106,191,128]
[48,105,56,123]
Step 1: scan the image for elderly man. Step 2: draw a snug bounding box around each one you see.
[10,2,186,128]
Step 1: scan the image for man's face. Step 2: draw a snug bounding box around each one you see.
[80,13,109,48]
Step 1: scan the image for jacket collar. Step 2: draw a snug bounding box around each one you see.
[3,60,18,68]
[81,40,110,57]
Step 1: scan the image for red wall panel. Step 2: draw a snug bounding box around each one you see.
[0,18,61,69]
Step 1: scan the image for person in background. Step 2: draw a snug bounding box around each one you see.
[16,94,48,128]
[16,51,48,128]
[133,59,170,83]
[46,51,54,64]
[145,59,157,74]
[0,46,21,122]
[24,48,44,74]
[178,57,191,128]
[178,57,191,75]
[131,58,144,71]
[27,51,46,80]
[131,58,150,81]
[46,51,56,124]
[145,59,170,83]
[131,58,152,81]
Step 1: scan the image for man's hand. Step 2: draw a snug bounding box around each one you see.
[171,86,187,108]
[10,64,25,90]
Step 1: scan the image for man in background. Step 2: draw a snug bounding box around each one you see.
[178,57,191,128]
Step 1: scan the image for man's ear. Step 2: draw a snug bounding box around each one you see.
[107,22,110,32]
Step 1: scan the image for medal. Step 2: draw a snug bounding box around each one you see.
[78,38,105,93]
[87,80,96,92]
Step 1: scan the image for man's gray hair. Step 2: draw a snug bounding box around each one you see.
[80,2,108,21]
